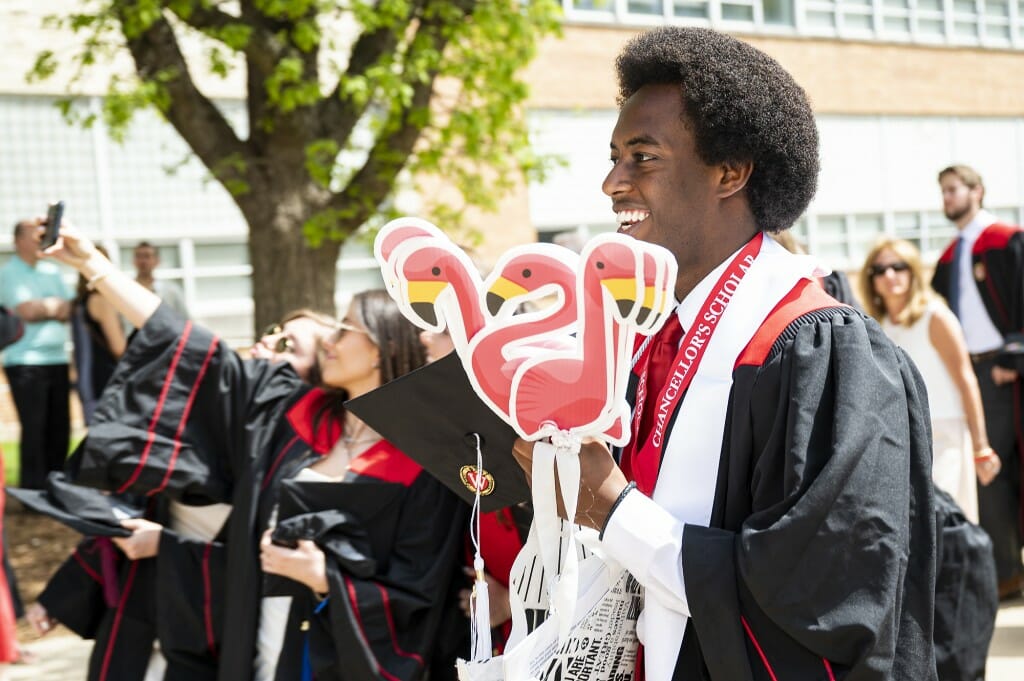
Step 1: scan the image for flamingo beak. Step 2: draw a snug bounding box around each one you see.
[407,280,448,304]
[411,303,438,326]
[405,280,448,326]
[636,285,657,324]
[601,277,639,317]
[486,277,528,315]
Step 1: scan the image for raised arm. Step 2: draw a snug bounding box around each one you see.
[87,293,128,358]
[929,303,1001,484]
[42,222,160,329]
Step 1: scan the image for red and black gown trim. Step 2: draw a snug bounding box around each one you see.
[62,303,467,681]
[621,279,939,680]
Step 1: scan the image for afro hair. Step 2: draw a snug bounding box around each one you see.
[616,27,819,234]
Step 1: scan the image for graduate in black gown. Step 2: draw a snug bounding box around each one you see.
[39,228,467,681]
[26,310,339,681]
[932,163,1024,600]
[512,28,938,680]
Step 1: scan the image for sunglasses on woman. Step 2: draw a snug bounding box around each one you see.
[332,321,370,342]
[869,262,910,277]
[260,323,295,353]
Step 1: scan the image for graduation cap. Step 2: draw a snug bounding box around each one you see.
[7,472,142,537]
[265,478,405,598]
[345,352,528,512]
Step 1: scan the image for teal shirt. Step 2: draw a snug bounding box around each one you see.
[0,256,72,366]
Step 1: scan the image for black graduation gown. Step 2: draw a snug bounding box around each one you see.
[37,500,227,681]
[819,271,862,311]
[932,223,1024,575]
[274,445,468,681]
[932,222,1024,347]
[627,280,938,680]
[69,303,467,681]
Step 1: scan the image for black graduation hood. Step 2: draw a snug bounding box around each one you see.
[7,472,141,537]
[345,352,529,512]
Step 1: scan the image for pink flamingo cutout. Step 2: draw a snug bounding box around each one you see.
[375,218,448,297]
[465,244,579,427]
[387,237,486,352]
[506,236,648,442]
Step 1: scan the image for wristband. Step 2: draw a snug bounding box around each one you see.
[974,447,996,461]
[86,269,112,291]
[599,481,637,540]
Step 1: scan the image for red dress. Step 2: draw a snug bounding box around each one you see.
[0,454,19,663]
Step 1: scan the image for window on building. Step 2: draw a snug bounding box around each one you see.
[564,0,1024,47]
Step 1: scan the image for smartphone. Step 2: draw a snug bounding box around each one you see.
[41,200,64,249]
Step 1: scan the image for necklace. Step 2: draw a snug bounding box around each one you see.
[339,415,380,452]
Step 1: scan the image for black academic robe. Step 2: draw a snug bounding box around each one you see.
[69,304,467,681]
[932,222,1024,347]
[38,523,226,681]
[277,444,468,681]
[818,271,862,311]
[932,223,1024,576]
[630,280,938,680]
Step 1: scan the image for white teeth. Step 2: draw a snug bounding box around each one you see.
[616,210,650,226]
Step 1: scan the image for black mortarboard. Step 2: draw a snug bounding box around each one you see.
[345,352,528,512]
[7,472,141,537]
[265,478,405,598]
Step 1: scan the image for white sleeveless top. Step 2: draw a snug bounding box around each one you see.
[881,300,963,420]
[881,300,978,522]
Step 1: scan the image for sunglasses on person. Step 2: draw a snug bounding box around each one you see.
[331,321,370,342]
[869,262,910,277]
[260,323,295,353]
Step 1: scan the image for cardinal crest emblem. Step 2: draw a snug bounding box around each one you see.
[459,465,495,495]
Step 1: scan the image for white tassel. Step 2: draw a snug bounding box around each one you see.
[468,434,493,661]
[470,556,492,661]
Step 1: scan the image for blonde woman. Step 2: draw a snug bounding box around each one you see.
[860,237,1000,521]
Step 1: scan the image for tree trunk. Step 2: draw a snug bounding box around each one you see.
[241,182,342,336]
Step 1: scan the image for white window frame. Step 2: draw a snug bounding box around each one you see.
[562,0,1024,48]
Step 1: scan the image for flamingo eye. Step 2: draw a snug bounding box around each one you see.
[596,261,605,270]
[522,268,532,278]
[431,267,441,276]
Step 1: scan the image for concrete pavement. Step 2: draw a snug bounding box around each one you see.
[989,598,1024,679]
[5,600,1023,680]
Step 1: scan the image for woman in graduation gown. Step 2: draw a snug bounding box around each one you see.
[42,225,467,681]
[25,310,338,681]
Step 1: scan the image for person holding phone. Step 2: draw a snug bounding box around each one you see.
[0,217,73,489]
[26,310,338,681]
[41,224,467,681]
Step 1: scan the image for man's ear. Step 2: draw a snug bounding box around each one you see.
[717,159,753,199]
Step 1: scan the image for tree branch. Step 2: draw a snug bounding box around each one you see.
[317,25,401,146]
[166,1,236,35]
[327,0,471,225]
[118,6,250,185]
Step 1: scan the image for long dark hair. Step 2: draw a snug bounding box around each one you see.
[315,289,427,434]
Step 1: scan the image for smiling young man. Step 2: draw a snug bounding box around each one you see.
[932,164,1024,600]
[513,27,938,680]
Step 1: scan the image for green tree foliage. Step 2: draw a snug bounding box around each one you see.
[30,0,562,330]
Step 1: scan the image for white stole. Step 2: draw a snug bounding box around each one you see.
[641,237,825,681]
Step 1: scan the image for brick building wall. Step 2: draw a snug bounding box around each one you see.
[524,26,1024,116]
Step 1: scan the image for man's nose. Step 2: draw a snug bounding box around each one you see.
[602,162,630,197]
